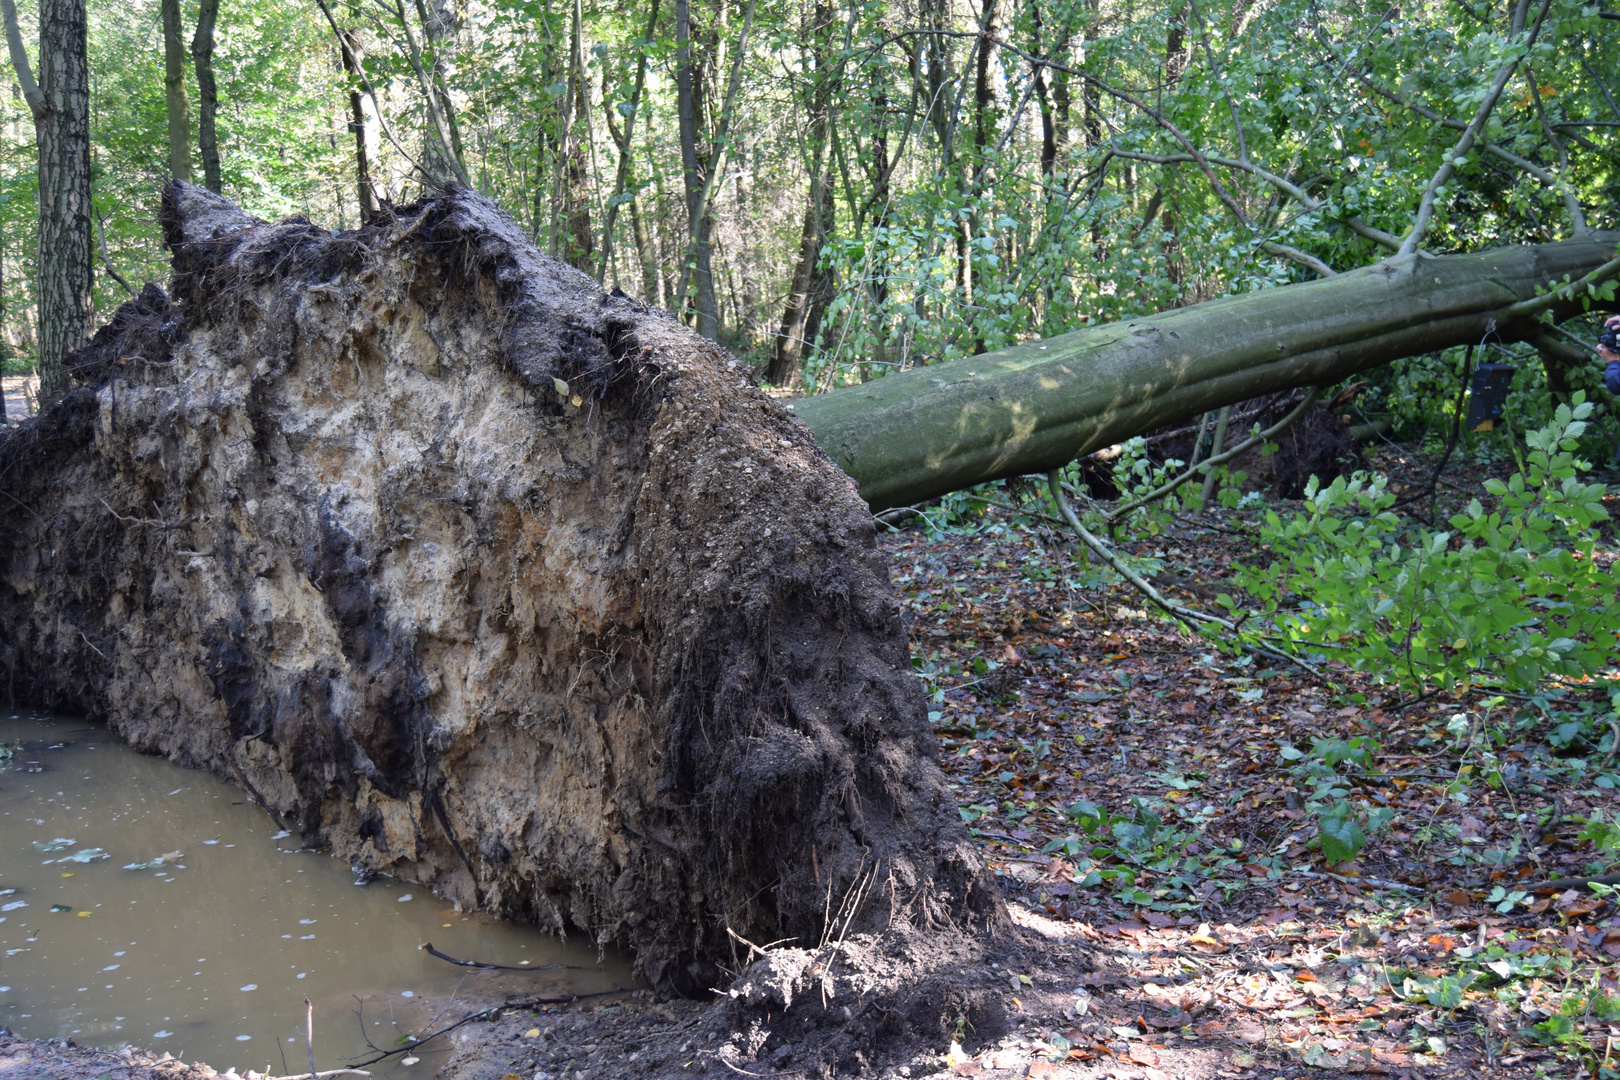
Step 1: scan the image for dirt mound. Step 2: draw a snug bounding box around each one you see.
[0,181,1001,992]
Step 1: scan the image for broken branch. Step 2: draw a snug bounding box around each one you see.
[1104,388,1321,525]
[419,941,577,972]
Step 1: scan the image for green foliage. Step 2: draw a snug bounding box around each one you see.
[1040,796,1201,907]
[1398,970,1476,1010]
[1236,397,1620,696]
[3,0,1607,419]
[1276,735,1392,863]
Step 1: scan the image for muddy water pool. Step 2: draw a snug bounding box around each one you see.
[0,711,634,1075]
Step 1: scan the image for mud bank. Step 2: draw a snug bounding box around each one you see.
[0,181,1000,995]
[0,904,1109,1080]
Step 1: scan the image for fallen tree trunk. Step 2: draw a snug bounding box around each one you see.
[794,234,1620,511]
[0,182,1000,992]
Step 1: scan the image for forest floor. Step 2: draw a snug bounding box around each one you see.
[15,444,1620,1080]
[842,441,1620,1080]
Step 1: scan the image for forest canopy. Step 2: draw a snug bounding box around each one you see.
[0,0,1616,436]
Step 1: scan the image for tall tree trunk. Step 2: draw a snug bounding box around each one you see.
[190,0,221,192]
[340,29,381,221]
[160,0,190,180]
[598,0,660,283]
[415,0,465,184]
[561,0,592,271]
[3,0,92,399]
[792,233,1620,511]
[1164,4,1187,90]
[967,0,996,355]
[628,195,661,307]
[673,0,718,339]
[766,0,833,386]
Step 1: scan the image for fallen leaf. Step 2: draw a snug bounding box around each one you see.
[524,1028,540,1038]
[1235,1020,1267,1044]
[1128,1045,1160,1066]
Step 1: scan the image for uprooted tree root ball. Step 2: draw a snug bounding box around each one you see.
[0,181,1004,996]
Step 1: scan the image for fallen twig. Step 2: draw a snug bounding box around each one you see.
[1295,869,1421,893]
[345,989,627,1068]
[306,996,318,1080]
[1520,874,1620,894]
[419,941,576,972]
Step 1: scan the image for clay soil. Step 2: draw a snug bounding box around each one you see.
[19,440,1620,1080]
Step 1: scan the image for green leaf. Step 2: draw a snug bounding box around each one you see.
[1317,807,1366,864]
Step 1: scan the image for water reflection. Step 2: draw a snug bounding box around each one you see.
[0,711,632,1074]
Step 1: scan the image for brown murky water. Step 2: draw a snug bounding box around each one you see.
[0,711,635,1076]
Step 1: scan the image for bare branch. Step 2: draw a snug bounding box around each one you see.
[391,0,469,185]
[1261,241,1336,278]
[93,205,135,297]
[1397,0,1554,257]
[1525,65,1586,235]
[1046,469,1233,633]
[1367,77,1586,238]
[311,0,432,182]
[1104,388,1324,524]
[0,0,43,120]
[1110,148,1399,252]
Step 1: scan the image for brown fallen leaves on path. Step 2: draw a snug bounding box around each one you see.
[878,464,1620,1080]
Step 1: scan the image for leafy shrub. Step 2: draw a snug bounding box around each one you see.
[1234,397,1620,696]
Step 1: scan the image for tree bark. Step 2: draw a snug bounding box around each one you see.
[765,0,834,386]
[340,29,382,222]
[3,0,92,399]
[190,0,221,192]
[598,0,659,284]
[160,0,190,181]
[673,0,718,338]
[792,233,1620,511]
